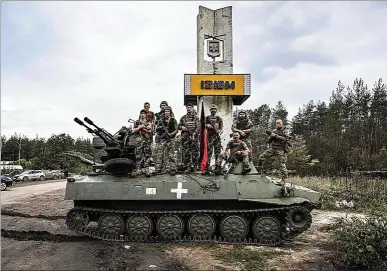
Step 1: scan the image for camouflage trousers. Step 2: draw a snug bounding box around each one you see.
[207,135,222,167]
[216,152,249,167]
[135,137,152,169]
[242,138,252,161]
[181,138,199,168]
[154,139,176,172]
[258,149,288,179]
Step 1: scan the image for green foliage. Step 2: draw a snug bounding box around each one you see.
[214,247,268,271]
[333,203,387,269]
[1,133,94,172]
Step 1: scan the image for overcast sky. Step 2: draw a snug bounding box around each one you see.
[2,1,386,139]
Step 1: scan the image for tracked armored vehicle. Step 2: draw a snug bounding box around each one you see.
[64,117,321,246]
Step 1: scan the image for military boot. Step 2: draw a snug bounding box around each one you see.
[214,164,222,175]
[280,179,289,197]
[242,163,251,174]
[144,167,151,178]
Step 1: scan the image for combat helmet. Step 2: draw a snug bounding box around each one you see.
[209,104,218,110]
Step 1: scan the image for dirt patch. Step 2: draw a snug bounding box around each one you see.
[1,188,72,217]
[166,244,235,270]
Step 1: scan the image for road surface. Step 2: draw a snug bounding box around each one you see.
[1,180,66,205]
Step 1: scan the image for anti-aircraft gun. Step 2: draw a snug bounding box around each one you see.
[64,116,321,248]
[73,117,137,175]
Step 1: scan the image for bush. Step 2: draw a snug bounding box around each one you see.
[333,203,387,269]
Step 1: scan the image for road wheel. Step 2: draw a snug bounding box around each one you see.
[22,176,28,182]
[220,215,248,240]
[156,214,184,239]
[1,182,7,191]
[39,176,45,181]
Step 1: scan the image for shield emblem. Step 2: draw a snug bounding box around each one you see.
[207,39,221,58]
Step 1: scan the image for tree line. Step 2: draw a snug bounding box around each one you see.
[1,78,386,176]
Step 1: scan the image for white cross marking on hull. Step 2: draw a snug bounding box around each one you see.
[171,182,188,199]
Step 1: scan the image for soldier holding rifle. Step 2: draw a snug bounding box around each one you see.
[132,110,153,176]
[204,104,223,173]
[154,106,178,174]
[232,110,254,161]
[257,119,292,193]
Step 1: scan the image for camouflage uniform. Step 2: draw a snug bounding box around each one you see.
[133,119,153,171]
[232,110,254,161]
[257,127,289,180]
[154,107,178,173]
[205,104,223,169]
[179,108,200,172]
[216,139,250,173]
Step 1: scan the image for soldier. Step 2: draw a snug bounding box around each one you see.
[178,103,200,173]
[232,110,254,161]
[215,131,251,174]
[142,102,155,128]
[257,119,290,194]
[154,106,178,174]
[205,104,223,172]
[132,109,153,176]
[155,101,168,125]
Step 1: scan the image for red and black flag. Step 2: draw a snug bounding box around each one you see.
[199,101,208,172]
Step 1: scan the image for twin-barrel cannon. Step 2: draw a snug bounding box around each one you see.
[65,117,138,175]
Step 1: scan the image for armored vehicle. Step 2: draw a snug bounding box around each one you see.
[64,117,321,246]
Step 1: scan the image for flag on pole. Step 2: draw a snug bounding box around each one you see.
[199,101,208,172]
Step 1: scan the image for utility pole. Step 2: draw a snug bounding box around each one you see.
[18,133,22,162]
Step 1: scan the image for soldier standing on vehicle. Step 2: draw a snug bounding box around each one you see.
[257,119,290,194]
[215,131,251,175]
[142,102,155,131]
[132,110,153,176]
[205,104,223,172]
[154,106,178,174]
[231,110,254,161]
[178,103,200,173]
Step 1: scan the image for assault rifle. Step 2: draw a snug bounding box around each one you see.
[223,143,247,178]
[156,119,171,141]
[229,123,260,138]
[206,116,221,141]
[265,129,293,149]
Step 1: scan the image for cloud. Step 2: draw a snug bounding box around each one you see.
[2,1,386,139]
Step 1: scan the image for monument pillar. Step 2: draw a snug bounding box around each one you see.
[197,6,234,154]
[184,5,251,166]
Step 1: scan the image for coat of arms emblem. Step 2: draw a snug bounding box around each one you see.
[207,39,221,58]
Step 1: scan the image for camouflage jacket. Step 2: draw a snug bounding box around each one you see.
[267,128,288,151]
[133,119,153,140]
[178,114,200,139]
[231,119,254,139]
[205,115,223,136]
[155,117,178,139]
[225,140,249,155]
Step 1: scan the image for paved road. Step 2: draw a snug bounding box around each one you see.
[12,178,65,188]
[1,180,67,205]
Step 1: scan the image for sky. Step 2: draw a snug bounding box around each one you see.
[2,1,387,139]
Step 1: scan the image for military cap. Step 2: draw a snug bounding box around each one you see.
[186,103,193,107]
[164,106,172,112]
[238,109,246,114]
[209,104,218,110]
[160,101,168,106]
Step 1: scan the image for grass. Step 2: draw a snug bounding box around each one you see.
[213,246,269,271]
[285,175,387,212]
